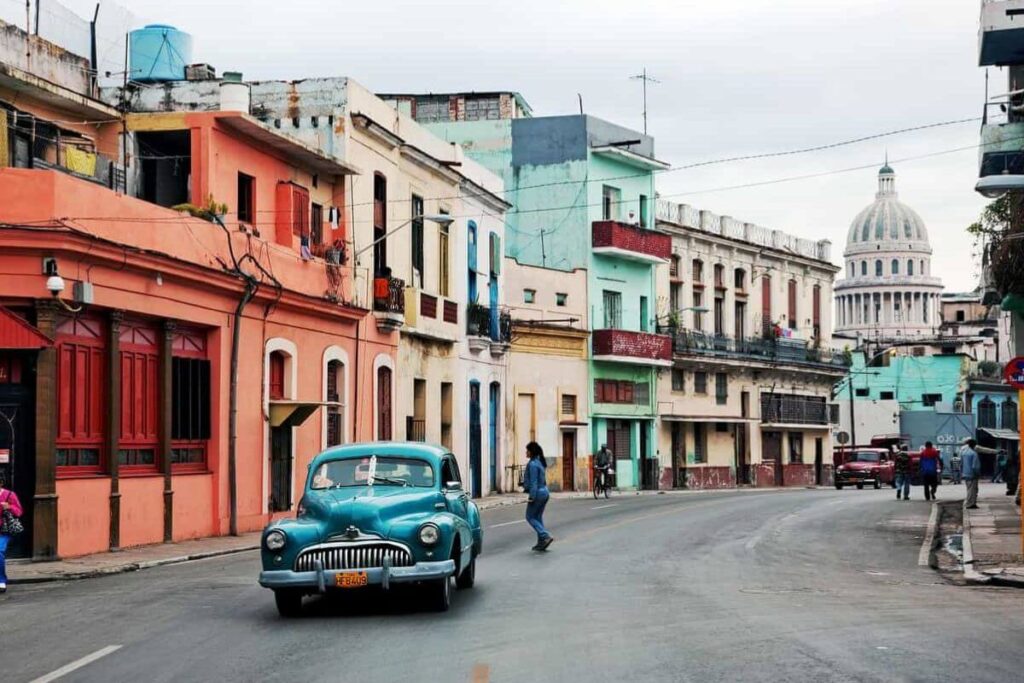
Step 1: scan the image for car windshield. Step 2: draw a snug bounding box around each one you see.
[853,451,881,463]
[310,456,435,489]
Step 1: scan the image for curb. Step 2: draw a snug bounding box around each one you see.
[961,505,993,585]
[11,544,259,585]
[919,502,941,568]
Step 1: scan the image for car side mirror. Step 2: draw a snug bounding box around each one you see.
[445,481,463,492]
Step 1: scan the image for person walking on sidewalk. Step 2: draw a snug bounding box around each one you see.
[961,439,983,510]
[0,473,24,594]
[919,441,942,501]
[894,447,911,500]
[523,442,553,552]
[992,450,1008,484]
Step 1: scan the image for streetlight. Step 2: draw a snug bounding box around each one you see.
[353,214,455,261]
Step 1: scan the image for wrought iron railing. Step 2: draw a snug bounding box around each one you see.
[467,304,512,342]
[373,275,405,314]
[760,394,829,425]
[406,417,426,442]
[658,327,850,370]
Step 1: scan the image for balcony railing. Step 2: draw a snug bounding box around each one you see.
[592,328,672,363]
[660,327,850,371]
[592,221,671,263]
[760,394,828,425]
[373,275,405,314]
[467,304,512,342]
[405,417,426,442]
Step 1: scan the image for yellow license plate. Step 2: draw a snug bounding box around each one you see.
[336,571,368,588]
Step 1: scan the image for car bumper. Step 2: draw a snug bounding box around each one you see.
[259,559,456,593]
[836,475,878,485]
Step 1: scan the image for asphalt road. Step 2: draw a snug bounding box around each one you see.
[2,487,1023,683]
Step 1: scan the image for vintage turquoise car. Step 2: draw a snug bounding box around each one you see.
[258,443,482,616]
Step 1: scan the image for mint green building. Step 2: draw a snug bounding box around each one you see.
[386,93,672,489]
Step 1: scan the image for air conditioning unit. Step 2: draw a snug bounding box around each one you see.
[185,63,216,81]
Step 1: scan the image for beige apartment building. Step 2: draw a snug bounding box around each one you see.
[654,200,848,488]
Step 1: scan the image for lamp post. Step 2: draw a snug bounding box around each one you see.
[353,213,455,262]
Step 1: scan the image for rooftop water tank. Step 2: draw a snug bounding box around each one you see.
[129,24,193,82]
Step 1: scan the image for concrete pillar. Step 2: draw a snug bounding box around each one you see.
[107,310,123,551]
[32,300,59,560]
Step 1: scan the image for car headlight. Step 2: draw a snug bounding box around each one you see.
[418,523,440,546]
[265,529,286,551]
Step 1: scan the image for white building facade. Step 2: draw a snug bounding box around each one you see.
[834,164,944,341]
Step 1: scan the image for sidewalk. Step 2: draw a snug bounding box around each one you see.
[962,482,1024,587]
[9,532,262,584]
[9,486,807,585]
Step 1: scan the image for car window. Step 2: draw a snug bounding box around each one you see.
[311,456,434,489]
[449,457,464,484]
[440,458,457,486]
[853,451,881,463]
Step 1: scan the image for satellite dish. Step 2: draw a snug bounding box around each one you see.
[836,431,850,445]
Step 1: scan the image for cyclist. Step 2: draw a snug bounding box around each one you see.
[595,444,614,491]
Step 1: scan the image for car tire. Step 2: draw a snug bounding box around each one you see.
[274,590,303,618]
[429,577,452,612]
[456,554,476,590]
[835,483,843,490]
[856,483,864,490]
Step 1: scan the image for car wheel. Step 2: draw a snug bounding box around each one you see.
[856,483,864,490]
[274,590,303,618]
[835,483,843,490]
[873,479,881,490]
[456,554,476,590]
[428,577,452,612]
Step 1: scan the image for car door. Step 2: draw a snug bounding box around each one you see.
[442,456,469,519]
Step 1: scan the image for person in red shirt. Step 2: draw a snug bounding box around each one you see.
[919,441,943,501]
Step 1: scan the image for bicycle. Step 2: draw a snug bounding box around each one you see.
[593,467,613,499]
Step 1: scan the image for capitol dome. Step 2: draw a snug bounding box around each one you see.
[834,163,943,340]
[845,165,930,250]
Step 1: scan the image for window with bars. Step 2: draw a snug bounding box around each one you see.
[1002,399,1018,431]
[977,398,996,427]
[694,372,707,394]
[561,394,577,421]
[671,369,685,392]
[693,423,707,463]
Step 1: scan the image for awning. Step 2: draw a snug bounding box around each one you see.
[0,306,52,349]
[980,428,1020,441]
[268,401,330,428]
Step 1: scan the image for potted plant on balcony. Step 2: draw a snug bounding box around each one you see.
[466,299,491,353]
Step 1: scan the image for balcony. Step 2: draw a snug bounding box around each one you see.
[403,289,459,343]
[373,275,405,333]
[976,108,1024,196]
[760,394,829,426]
[591,221,671,264]
[663,328,850,374]
[979,0,1024,66]
[592,329,672,367]
[466,304,512,355]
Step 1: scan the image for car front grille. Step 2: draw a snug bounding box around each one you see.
[294,542,413,572]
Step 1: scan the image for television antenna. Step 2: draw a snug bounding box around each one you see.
[630,68,661,135]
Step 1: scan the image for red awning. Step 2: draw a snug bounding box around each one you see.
[0,306,53,349]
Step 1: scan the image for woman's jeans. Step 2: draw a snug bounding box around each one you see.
[0,533,9,585]
[896,473,911,498]
[525,490,550,541]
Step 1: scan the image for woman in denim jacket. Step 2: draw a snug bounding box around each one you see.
[523,442,553,551]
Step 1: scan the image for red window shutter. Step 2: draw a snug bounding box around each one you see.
[292,185,310,238]
[621,381,634,404]
[269,352,285,400]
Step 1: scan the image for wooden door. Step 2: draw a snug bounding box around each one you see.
[270,425,292,512]
[0,352,34,558]
[377,366,392,441]
[561,431,575,491]
[468,381,482,498]
[763,430,783,486]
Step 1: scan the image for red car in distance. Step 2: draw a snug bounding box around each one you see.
[833,448,896,490]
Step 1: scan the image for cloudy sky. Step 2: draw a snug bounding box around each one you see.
[62,0,992,291]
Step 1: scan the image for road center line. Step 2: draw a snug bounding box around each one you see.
[591,503,618,510]
[489,520,525,529]
[30,645,122,683]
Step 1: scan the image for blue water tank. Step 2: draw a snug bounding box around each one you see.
[129,24,193,82]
